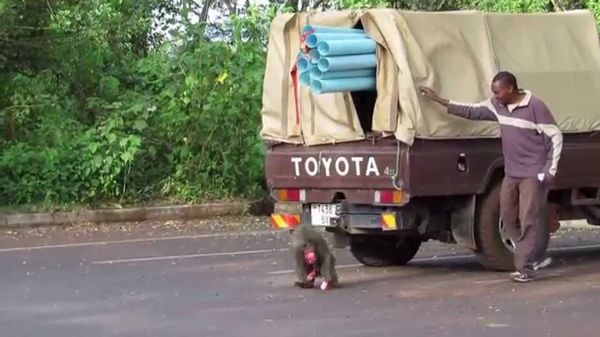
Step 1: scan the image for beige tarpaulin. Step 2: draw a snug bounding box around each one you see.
[260,9,600,146]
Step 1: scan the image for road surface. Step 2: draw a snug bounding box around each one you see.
[1,217,599,337]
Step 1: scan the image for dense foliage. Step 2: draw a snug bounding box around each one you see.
[1,0,599,209]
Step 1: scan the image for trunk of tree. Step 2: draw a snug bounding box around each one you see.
[551,0,566,11]
[198,0,214,23]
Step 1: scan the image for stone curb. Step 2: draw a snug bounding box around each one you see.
[0,202,251,228]
[1,202,589,230]
[560,220,594,229]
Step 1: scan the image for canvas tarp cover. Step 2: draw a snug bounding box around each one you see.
[260,9,600,146]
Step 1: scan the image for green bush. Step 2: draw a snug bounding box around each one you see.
[0,2,271,208]
[1,0,599,209]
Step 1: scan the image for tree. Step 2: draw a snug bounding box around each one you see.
[0,0,58,76]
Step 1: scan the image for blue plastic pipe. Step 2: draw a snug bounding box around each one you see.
[310,67,323,78]
[318,39,376,56]
[318,54,376,72]
[297,56,311,72]
[299,71,311,86]
[309,49,320,64]
[312,68,376,80]
[305,33,369,49]
[311,77,376,94]
[303,25,364,34]
[299,63,316,86]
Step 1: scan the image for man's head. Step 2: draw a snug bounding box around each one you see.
[491,71,519,105]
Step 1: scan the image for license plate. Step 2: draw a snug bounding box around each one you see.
[310,204,339,226]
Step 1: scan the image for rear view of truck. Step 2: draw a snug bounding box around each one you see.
[261,10,600,270]
[267,138,427,266]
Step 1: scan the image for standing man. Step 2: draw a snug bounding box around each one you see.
[419,71,563,282]
[291,223,338,290]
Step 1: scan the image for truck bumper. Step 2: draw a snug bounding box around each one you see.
[270,202,418,233]
[336,204,419,234]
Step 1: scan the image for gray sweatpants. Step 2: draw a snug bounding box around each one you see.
[500,176,551,274]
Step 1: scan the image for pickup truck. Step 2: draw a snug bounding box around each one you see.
[262,9,600,271]
[266,134,600,270]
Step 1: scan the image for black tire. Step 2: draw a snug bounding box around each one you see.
[350,235,421,267]
[474,180,515,271]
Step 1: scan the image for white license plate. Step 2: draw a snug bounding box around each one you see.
[310,204,339,226]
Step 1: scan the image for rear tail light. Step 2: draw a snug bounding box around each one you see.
[374,190,405,204]
[275,189,306,202]
[271,213,301,229]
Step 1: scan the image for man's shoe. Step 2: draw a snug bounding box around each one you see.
[510,271,534,283]
[533,257,552,271]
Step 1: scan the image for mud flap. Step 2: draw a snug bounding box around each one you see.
[450,195,477,250]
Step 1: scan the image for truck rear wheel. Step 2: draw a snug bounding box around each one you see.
[350,235,421,267]
[474,180,515,271]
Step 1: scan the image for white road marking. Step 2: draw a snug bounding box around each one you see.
[267,254,474,275]
[268,263,363,275]
[413,254,474,263]
[267,243,600,275]
[0,230,278,253]
[94,250,476,269]
[91,248,289,265]
[550,243,600,252]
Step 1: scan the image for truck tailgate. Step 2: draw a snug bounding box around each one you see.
[265,139,404,193]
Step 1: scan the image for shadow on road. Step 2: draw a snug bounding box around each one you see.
[338,245,600,288]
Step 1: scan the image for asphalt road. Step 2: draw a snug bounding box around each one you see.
[1,217,600,337]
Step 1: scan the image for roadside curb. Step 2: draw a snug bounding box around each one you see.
[560,220,594,229]
[0,202,255,228]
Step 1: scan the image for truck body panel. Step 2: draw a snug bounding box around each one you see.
[267,133,600,202]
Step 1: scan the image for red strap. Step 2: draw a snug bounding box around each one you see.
[291,28,315,126]
[290,64,300,125]
[300,28,315,55]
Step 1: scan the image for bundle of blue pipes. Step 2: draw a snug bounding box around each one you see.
[297,25,377,95]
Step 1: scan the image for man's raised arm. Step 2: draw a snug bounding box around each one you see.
[419,86,498,121]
